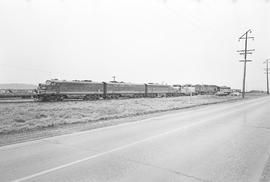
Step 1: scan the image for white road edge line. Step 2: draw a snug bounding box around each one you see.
[11,119,209,182]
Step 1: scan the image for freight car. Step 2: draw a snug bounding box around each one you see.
[0,89,35,99]
[36,79,179,101]
[180,85,196,96]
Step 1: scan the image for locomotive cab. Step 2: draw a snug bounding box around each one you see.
[37,81,58,94]
[36,80,61,101]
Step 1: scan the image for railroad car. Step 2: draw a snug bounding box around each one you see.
[37,80,104,101]
[194,84,219,95]
[218,86,231,94]
[146,83,179,97]
[180,85,196,96]
[105,82,146,98]
[0,89,35,99]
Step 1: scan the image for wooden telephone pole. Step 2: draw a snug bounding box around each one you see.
[237,29,255,98]
[264,59,270,95]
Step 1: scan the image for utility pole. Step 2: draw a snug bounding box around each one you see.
[237,29,255,99]
[264,59,270,95]
[112,76,116,82]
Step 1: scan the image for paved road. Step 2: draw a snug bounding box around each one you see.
[1,96,270,182]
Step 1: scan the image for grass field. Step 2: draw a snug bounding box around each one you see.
[0,95,248,134]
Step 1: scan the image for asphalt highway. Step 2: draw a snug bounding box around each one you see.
[1,96,270,182]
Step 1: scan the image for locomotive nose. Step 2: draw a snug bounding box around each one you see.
[37,84,47,94]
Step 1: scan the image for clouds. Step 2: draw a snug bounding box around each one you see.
[0,0,269,90]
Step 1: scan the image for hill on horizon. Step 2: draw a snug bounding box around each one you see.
[0,83,37,89]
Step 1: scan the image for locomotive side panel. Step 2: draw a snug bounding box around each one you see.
[37,80,104,101]
[147,84,177,96]
[58,82,103,94]
[106,83,145,98]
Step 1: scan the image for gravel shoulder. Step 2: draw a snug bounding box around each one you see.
[0,94,265,146]
[260,154,270,182]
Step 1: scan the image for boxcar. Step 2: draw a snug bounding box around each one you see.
[0,89,35,99]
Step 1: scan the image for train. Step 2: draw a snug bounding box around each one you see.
[36,79,182,101]
[0,79,235,101]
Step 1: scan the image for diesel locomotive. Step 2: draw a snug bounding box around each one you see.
[36,79,181,101]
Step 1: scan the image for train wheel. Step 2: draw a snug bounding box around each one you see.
[83,95,91,101]
[56,96,64,101]
[39,96,49,102]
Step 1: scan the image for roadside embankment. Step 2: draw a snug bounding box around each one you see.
[0,94,266,146]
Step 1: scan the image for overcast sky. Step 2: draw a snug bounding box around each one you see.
[0,0,269,90]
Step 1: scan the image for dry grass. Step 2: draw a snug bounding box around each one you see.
[0,94,258,134]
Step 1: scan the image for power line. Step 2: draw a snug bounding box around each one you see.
[237,29,255,99]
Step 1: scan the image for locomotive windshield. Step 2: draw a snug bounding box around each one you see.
[45,80,52,85]
[45,80,56,86]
